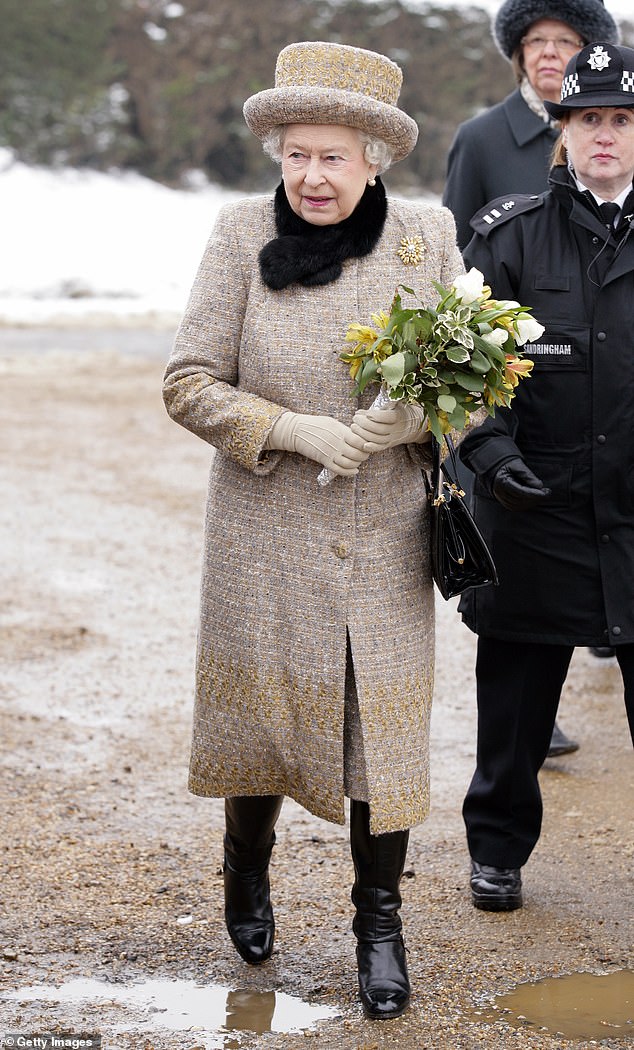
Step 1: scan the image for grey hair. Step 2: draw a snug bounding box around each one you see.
[262,126,394,173]
[358,132,393,173]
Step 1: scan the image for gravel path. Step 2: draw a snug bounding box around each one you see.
[0,334,632,1049]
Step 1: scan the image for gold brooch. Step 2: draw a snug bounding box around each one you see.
[397,235,425,266]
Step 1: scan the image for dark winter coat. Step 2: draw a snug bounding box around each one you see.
[442,89,559,250]
[458,166,634,648]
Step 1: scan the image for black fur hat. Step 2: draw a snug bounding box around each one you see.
[494,0,620,60]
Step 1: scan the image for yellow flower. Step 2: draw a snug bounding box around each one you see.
[344,311,389,350]
[345,355,363,381]
[370,309,390,330]
[345,322,379,349]
[436,409,453,434]
[492,314,516,334]
[343,313,393,378]
[504,354,534,388]
[484,386,511,407]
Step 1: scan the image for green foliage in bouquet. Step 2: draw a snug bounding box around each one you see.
[341,268,544,440]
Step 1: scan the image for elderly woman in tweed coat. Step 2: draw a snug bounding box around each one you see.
[163,41,466,1020]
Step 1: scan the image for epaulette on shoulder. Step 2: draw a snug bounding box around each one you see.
[470,193,545,237]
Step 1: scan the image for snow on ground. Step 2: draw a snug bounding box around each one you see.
[0,150,435,329]
[0,150,243,328]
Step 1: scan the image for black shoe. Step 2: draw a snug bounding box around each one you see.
[223,795,283,965]
[223,856,275,965]
[350,800,411,1020]
[470,861,522,911]
[356,938,410,1020]
[589,646,616,658]
[547,721,579,758]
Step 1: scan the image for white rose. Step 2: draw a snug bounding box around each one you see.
[515,316,545,345]
[480,328,508,347]
[452,267,485,305]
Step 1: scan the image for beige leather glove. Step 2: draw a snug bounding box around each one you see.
[350,402,429,452]
[267,411,370,477]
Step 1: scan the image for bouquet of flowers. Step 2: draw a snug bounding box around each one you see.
[341,267,544,441]
[317,268,544,485]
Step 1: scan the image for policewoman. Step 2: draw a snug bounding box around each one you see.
[456,42,634,911]
[444,0,622,757]
[443,0,620,251]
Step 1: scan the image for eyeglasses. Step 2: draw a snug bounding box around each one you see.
[521,34,584,53]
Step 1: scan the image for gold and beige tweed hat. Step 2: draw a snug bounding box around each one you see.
[243,41,418,164]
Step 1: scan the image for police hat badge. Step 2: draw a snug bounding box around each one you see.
[545,42,634,120]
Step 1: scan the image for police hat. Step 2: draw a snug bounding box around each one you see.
[544,42,634,119]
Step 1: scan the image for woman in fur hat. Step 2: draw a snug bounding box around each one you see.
[444,0,620,251]
[162,41,472,1020]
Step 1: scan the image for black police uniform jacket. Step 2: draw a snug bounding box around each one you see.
[458,165,634,647]
[442,89,559,251]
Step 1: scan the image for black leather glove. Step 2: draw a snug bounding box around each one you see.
[491,458,552,511]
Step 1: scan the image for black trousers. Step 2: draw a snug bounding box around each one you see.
[463,637,634,869]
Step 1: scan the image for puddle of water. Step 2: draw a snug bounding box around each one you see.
[2,978,340,1048]
[473,969,633,1040]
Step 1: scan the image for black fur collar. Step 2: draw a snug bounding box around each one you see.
[259,178,387,290]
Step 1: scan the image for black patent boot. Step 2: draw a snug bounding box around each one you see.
[350,800,411,1020]
[223,794,283,965]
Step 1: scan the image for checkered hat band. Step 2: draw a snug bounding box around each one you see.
[623,72,634,93]
[561,73,580,99]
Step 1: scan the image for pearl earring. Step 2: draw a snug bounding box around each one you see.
[368,176,376,187]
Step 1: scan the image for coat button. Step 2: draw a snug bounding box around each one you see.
[612,626,622,636]
[597,332,607,342]
[334,542,349,559]
[601,534,610,543]
[597,434,607,444]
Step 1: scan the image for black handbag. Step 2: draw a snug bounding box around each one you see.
[424,434,498,600]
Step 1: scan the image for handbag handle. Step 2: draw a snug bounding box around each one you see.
[428,434,464,496]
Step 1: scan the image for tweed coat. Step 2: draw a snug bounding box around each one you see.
[163,191,463,834]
